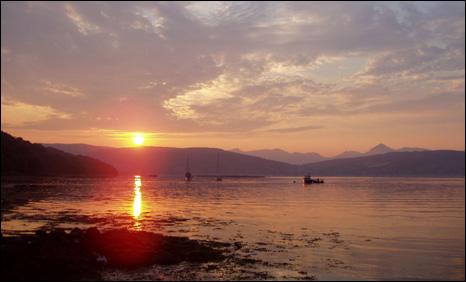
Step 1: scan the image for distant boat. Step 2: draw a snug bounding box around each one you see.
[216,152,222,181]
[185,155,192,181]
[303,174,324,184]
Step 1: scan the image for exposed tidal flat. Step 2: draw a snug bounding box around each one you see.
[1,176,465,280]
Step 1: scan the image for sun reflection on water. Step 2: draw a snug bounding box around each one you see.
[133,175,142,229]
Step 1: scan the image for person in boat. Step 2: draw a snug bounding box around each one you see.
[185,171,192,181]
[304,174,312,184]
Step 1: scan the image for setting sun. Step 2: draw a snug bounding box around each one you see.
[132,134,144,146]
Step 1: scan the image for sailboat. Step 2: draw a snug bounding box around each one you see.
[185,154,192,181]
[216,152,222,181]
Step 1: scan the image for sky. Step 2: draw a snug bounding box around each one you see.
[1,1,465,156]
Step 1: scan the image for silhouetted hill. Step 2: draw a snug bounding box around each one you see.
[45,143,463,177]
[329,143,395,159]
[231,148,327,164]
[332,144,429,159]
[333,150,364,159]
[397,147,429,152]
[45,144,297,176]
[365,143,394,155]
[233,144,429,162]
[300,150,465,177]
[1,132,117,177]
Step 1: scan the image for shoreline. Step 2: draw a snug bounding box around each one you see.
[1,227,318,281]
[1,228,230,280]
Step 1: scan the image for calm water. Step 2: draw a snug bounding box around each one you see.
[1,176,465,280]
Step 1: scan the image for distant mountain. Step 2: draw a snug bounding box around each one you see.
[1,132,117,177]
[333,144,429,159]
[234,144,429,162]
[300,150,464,177]
[231,148,327,164]
[397,147,429,152]
[45,143,463,177]
[333,150,364,159]
[45,144,297,176]
[365,143,394,155]
[333,144,394,159]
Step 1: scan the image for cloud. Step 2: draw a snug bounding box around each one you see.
[64,3,101,35]
[0,1,464,145]
[41,80,85,97]
[1,97,71,126]
[163,74,237,120]
[132,6,166,38]
[264,125,323,133]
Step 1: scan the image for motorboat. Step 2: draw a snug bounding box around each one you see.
[303,174,324,184]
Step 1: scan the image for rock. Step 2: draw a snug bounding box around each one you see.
[70,227,82,237]
[1,228,228,280]
[35,229,46,237]
[85,227,100,241]
[96,255,108,265]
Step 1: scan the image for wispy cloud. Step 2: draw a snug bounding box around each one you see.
[264,125,323,133]
[163,74,237,120]
[64,3,101,35]
[1,97,71,126]
[41,80,85,97]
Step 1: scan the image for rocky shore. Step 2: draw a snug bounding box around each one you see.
[1,228,229,280]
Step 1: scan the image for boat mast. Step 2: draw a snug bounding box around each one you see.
[216,152,220,177]
[216,152,222,181]
[185,153,192,181]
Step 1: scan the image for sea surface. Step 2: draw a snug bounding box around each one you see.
[1,176,465,280]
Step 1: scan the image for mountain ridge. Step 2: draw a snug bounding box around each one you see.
[300,150,464,177]
[232,143,430,164]
[43,143,464,177]
[44,143,297,176]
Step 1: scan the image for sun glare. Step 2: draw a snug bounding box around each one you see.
[132,134,144,146]
[133,175,142,219]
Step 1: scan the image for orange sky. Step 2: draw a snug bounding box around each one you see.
[1,2,465,156]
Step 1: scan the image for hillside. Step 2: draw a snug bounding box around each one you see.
[45,143,464,177]
[45,144,297,176]
[231,148,327,165]
[233,144,429,163]
[1,132,118,177]
[300,150,465,177]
